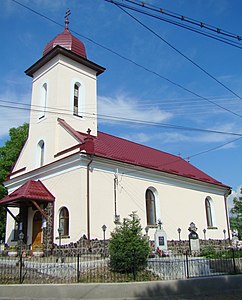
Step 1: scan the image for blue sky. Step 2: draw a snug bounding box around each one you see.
[1,0,242,204]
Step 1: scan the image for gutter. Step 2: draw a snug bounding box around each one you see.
[224,188,232,240]
[87,157,93,243]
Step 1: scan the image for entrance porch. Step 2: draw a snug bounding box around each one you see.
[0,180,55,253]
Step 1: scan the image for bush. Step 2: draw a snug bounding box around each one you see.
[109,212,150,274]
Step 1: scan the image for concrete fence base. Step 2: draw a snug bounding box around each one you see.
[0,275,242,299]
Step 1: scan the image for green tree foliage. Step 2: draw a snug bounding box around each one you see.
[0,123,29,240]
[109,212,150,274]
[230,194,242,239]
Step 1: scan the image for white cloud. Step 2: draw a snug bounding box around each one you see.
[193,122,241,146]
[98,95,173,125]
[227,186,242,212]
[0,91,30,138]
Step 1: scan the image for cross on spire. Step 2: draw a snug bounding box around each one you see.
[65,9,71,30]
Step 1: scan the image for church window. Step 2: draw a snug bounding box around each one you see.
[205,197,213,227]
[59,207,69,236]
[146,189,156,225]
[38,140,45,167]
[39,83,47,119]
[73,83,80,116]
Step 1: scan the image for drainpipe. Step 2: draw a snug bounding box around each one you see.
[87,157,93,243]
[224,189,231,240]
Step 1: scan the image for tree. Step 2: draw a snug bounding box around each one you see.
[230,194,242,240]
[109,212,150,274]
[0,123,29,241]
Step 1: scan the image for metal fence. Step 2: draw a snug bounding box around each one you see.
[0,249,241,284]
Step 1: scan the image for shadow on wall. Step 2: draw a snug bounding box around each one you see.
[134,275,242,299]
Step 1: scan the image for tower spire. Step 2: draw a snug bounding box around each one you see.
[65,9,71,30]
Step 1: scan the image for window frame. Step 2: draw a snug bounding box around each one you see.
[39,83,47,120]
[59,207,69,237]
[146,189,157,226]
[205,197,214,228]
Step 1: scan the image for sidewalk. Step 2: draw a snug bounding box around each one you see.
[0,275,241,299]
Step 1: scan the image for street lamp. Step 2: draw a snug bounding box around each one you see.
[177,228,181,241]
[203,229,206,240]
[102,224,107,258]
[223,229,226,240]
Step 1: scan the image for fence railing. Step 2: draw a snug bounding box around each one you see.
[0,248,241,284]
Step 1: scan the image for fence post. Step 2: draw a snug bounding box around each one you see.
[185,250,189,279]
[232,248,236,274]
[77,254,80,282]
[19,253,23,284]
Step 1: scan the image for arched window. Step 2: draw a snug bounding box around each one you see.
[59,207,69,236]
[39,83,47,119]
[146,189,156,225]
[38,140,45,167]
[73,81,85,117]
[73,83,80,116]
[205,197,213,227]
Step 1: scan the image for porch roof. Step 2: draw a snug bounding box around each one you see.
[0,180,55,207]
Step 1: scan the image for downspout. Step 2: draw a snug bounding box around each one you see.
[87,157,93,243]
[224,188,232,240]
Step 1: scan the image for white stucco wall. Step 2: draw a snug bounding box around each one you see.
[12,54,98,175]
[4,154,229,247]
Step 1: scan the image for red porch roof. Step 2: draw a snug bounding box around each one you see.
[0,180,55,207]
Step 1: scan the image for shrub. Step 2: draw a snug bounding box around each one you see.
[109,212,150,274]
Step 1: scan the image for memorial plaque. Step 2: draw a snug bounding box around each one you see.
[159,236,164,246]
[190,238,200,252]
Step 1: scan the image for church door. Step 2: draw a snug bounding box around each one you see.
[32,211,42,249]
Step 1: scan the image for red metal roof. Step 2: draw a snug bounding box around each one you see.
[57,118,228,188]
[0,180,55,206]
[80,131,227,187]
[43,27,86,58]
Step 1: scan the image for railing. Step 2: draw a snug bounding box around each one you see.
[0,248,241,284]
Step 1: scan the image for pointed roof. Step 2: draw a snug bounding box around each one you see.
[0,180,55,207]
[43,11,86,58]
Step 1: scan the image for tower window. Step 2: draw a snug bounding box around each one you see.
[73,83,79,116]
[38,140,45,167]
[39,83,47,119]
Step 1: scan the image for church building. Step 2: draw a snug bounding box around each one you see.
[0,15,231,250]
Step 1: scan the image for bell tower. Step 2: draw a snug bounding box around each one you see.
[12,11,105,173]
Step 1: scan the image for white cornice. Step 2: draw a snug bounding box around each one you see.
[5,152,230,197]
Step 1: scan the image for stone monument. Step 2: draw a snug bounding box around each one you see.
[232,229,239,248]
[154,219,168,254]
[188,222,200,253]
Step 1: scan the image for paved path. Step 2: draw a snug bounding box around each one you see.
[0,275,241,299]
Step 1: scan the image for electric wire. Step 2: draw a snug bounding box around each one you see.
[1,100,242,137]
[115,3,242,103]
[10,0,242,119]
[125,0,242,41]
[7,0,242,167]
[106,0,242,48]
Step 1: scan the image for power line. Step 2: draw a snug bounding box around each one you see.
[1,99,242,137]
[10,0,242,119]
[106,0,242,48]
[114,2,242,103]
